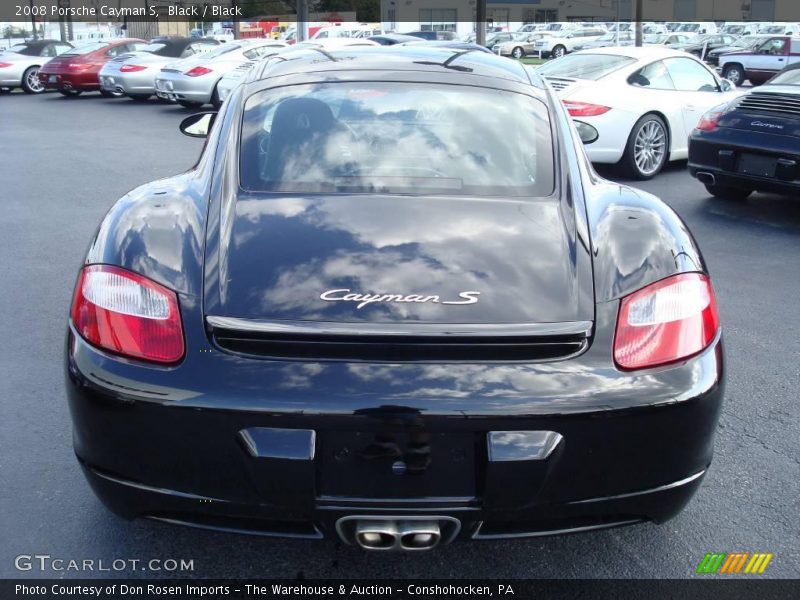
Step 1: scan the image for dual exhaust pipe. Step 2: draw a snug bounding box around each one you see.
[337,516,460,551]
[356,520,441,551]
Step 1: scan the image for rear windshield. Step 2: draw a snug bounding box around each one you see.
[63,42,109,55]
[537,53,635,80]
[140,43,167,54]
[7,43,40,55]
[240,82,554,197]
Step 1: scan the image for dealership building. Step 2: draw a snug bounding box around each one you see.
[380,0,800,37]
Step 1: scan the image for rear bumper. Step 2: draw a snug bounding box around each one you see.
[0,64,25,86]
[154,74,215,104]
[65,298,725,543]
[689,131,800,195]
[40,71,99,91]
[99,72,156,95]
[81,460,706,541]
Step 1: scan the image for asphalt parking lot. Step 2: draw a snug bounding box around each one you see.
[1,90,798,580]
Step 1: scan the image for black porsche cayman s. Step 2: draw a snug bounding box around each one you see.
[66,47,724,550]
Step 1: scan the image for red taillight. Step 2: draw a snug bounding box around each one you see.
[120,64,146,73]
[563,101,612,117]
[185,66,212,77]
[68,63,91,70]
[70,265,184,364]
[695,110,723,131]
[614,273,719,371]
[0,62,12,68]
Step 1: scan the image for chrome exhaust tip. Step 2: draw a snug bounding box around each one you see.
[399,521,441,550]
[337,516,460,551]
[696,171,716,185]
[355,520,399,551]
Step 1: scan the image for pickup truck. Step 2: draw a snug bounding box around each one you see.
[719,36,800,85]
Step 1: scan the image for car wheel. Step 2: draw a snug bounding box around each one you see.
[21,66,45,94]
[704,183,752,201]
[621,114,669,180]
[128,94,151,101]
[178,100,203,109]
[211,85,222,109]
[722,64,744,86]
[100,89,123,98]
[511,47,524,59]
[58,89,82,97]
[552,45,567,58]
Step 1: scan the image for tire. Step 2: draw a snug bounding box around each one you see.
[211,84,222,109]
[21,66,44,94]
[552,45,567,59]
[178,100,203,109]
[58,89,82,97]
[100,89,123,98]
[704,183,752,201]
[511,46,524,59]
[722,64,745,86]
[620,114,669,180]
[128,93,151,101]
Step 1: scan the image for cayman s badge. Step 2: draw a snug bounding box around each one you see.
[320,289,480,309]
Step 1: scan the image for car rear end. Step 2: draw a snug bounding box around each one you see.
[40,49,103,92]
[155,49,234,104]
[689,85,800,195]
[103,53,170,97]
[0,54,32,88]
[66,65,724,548]
[538,51,643,164]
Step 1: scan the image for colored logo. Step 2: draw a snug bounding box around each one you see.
[697,552,773,574]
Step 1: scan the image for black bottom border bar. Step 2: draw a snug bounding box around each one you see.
[3,579,799,600]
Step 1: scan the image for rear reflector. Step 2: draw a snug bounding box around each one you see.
[614,273,719,371]
[70,265,184,364]
[0,62,12,68]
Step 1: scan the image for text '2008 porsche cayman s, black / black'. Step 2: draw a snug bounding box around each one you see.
[66,47,724,550]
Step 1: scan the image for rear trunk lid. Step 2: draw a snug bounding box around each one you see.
[204,194,593,328]
[722,88,800,136]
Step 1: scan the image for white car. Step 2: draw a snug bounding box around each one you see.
[757,23,800,36]
[533,27,607,58]
[675,22,718,35]
[0,39,73,93]
[536,46,742,179]
[215,39,379,103]
[155,40,286,108]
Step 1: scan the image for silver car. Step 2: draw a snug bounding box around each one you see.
[493,33,554,58]
[98,37,219,101]
[216,39,379,104]
[0,39,73,93]
[155,39,287,108]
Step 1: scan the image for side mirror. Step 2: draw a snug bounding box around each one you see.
[179,111,217,138]
[574,120,598,145]
[719,78,734,92]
